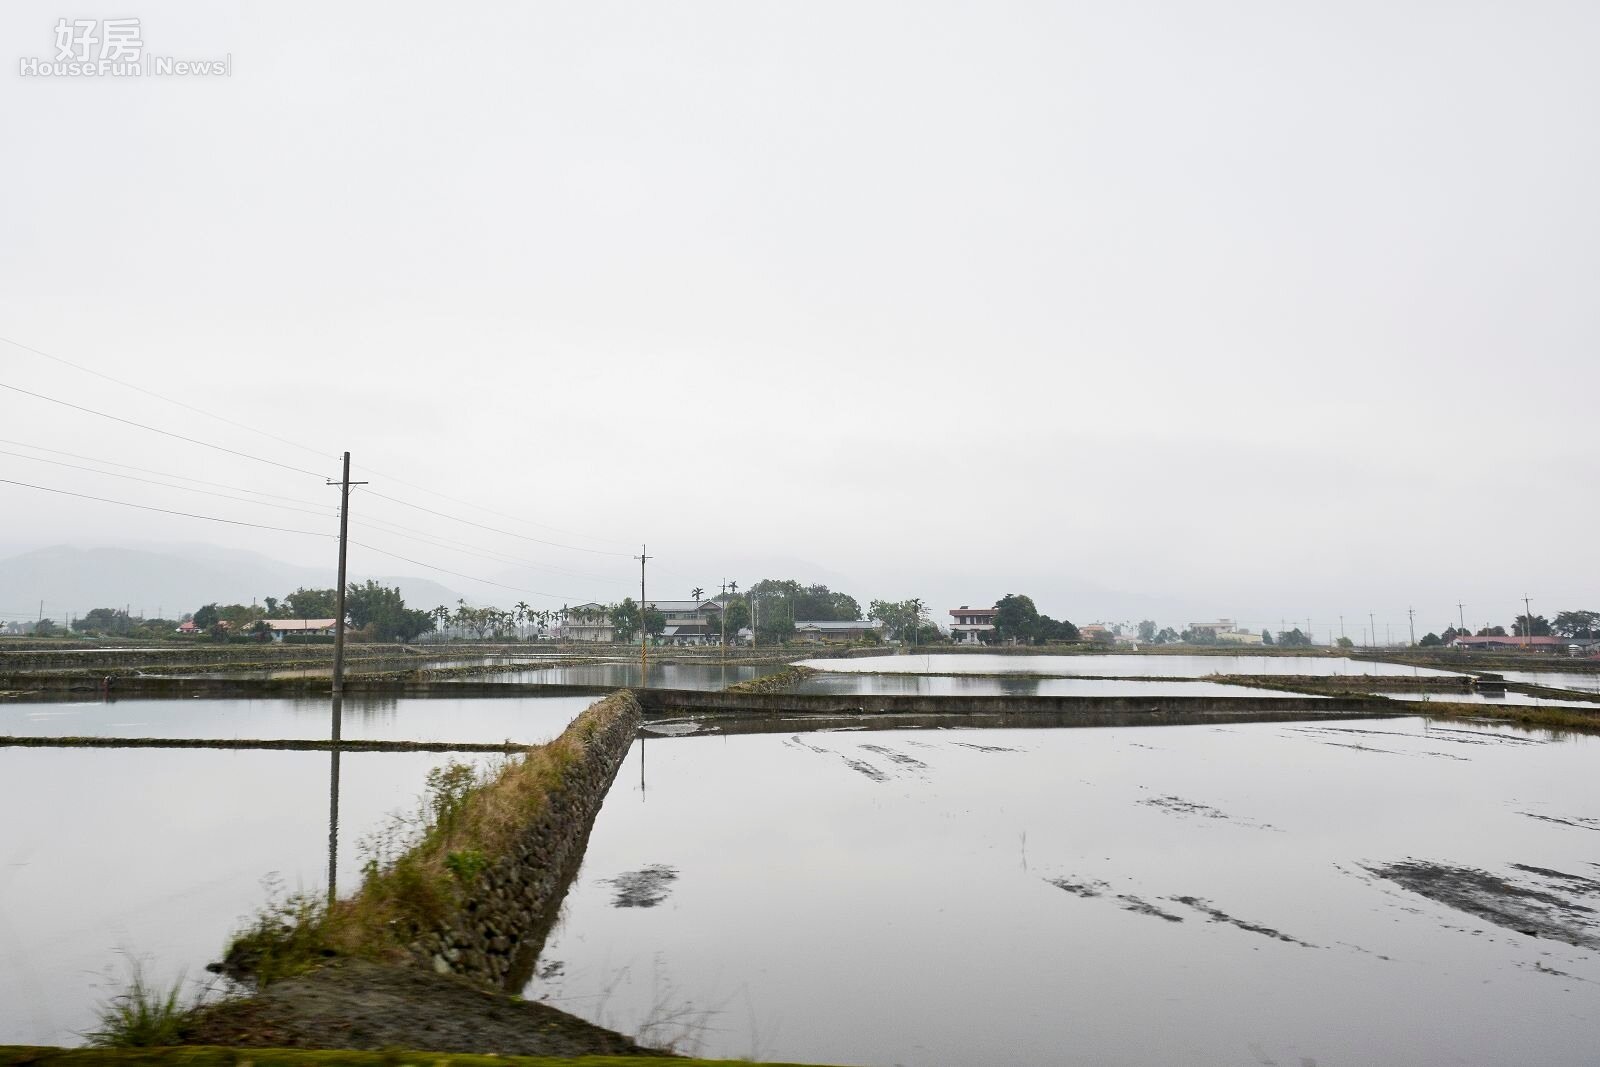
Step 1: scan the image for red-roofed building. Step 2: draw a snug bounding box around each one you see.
[1447,634,1569,651]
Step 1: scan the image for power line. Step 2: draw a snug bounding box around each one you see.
[0,437,335,508]
[347,539,597,603]
[345,505,628,586]
[0,475,614,605]
[352,461,636,548]
[362,488,632,557]
[0,446,339,521]
[0,379,330,480]
[0,476,335,537]
[0,335,336,464]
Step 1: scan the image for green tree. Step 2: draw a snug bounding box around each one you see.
[1418,632,1443,647]
[991,594,1040,644]
[1476,625,1507,637]
[33,618,59,637]
[193,603,220,629]
[1261,629,1274,645]
[73,607,128,635]
[283,587,338,619]
[1137,620,1157,642]
[1278,628,1312,647]
[1513,614,1552,637]
[1335,635,1355,649]
[1552,610,1600,639]
[643,605,667,637]
[611,598,641,643]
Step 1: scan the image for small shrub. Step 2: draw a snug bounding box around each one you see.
[445,848,489,884]
[85,957,206,1047]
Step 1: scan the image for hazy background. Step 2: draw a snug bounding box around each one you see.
[2,1,1596,638]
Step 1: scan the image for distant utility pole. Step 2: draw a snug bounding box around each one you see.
[1408,607,1416,648]
[1457,602,1466,634]
[1369,612,1376,649]
[325,451,367,712]
[1523,594,1533,649]
[635,545,651,678]
[1340,615,1346,643]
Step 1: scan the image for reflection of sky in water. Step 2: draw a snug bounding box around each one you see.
[1491,670,1600,693]
[489,662,780,689]
[791,674,1313,698]
[534,719,1600,1066]
[0,746,497,1046]
[1387,691,1600,708]
[0,695,597,744]
[797,653,1464,677]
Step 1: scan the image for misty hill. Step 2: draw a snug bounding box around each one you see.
[0,545,466,620]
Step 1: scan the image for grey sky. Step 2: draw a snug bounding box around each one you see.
[1,1,1596,637]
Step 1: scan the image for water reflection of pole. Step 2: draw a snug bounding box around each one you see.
[327,703,342,904]
[639,734,646,802]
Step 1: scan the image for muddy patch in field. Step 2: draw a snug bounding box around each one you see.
[950,741,1021,753]
[1170,896,1316,947]
[1045,876,1109,899]
[859,743,928,770]
[1118,894,1185,922]
[1138,794,1279,831]
[1518,811,1600,833]
[603,864,679,908]
[1364,860,1600,949]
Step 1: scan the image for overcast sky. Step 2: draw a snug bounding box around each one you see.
[1,1,1596,637]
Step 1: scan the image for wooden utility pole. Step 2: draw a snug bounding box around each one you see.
[326,451,366,711]
[1523,595,1533,649]
[635,545,651,679]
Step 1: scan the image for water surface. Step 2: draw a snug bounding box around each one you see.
[0,694,594,744]
[797,653,1462,678]
[789,674,1309,698]
[530,719,1599,1065]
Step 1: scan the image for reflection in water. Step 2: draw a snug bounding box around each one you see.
[327,744,341,902]
[531,719,1600,1066]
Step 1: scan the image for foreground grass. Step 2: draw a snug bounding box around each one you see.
[1,1049,838,1067]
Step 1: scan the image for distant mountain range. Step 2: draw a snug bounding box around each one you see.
[0,545,467,621]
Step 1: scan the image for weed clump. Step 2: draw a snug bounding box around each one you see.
[85,956,214,1047]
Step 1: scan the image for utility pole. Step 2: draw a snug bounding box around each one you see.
[1339,615,1345,643]
[325,452,367,713]
[1457,601,1466,635]
[635,545,650,679]
[1368,612,1376,650]
[1523,594,1533,649]
[1408,607,1416,648]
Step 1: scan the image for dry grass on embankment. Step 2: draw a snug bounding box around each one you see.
[220,692,637,987]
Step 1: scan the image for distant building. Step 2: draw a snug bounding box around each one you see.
[649,599,723,645]
[949,605,997,644]
[562,603,614,643]
[793,619,880,643]
[176,620,198,634]
[265,619,337,640]
[1187,619,1264,645]
[1448,634,1570,652]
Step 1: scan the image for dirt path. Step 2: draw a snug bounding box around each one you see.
[183,959,667,1057]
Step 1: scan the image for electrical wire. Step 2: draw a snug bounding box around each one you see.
[0,335,336,464]
[361,488,632,556]
[0,446,338,521]
[0,476,334,537]
[347,539,594,602]
[0,437,335,508]
[352,460,636,548]
[0,380,331,480]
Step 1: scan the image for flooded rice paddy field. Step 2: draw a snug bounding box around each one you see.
[0,694,596,744]
[0,744,494,1047]
[1387,691,1600,709]
[1493,670,1600,694]
[478,661,783,689]
[531,718,1600,1066]
[788,674,1316,698]
[797,652,1465,678]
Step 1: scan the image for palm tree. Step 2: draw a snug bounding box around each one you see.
[691,586,705,603]
[729,580,739,595]
[514,601,531,640]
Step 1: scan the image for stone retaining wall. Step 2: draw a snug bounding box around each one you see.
[406,690,641,991]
